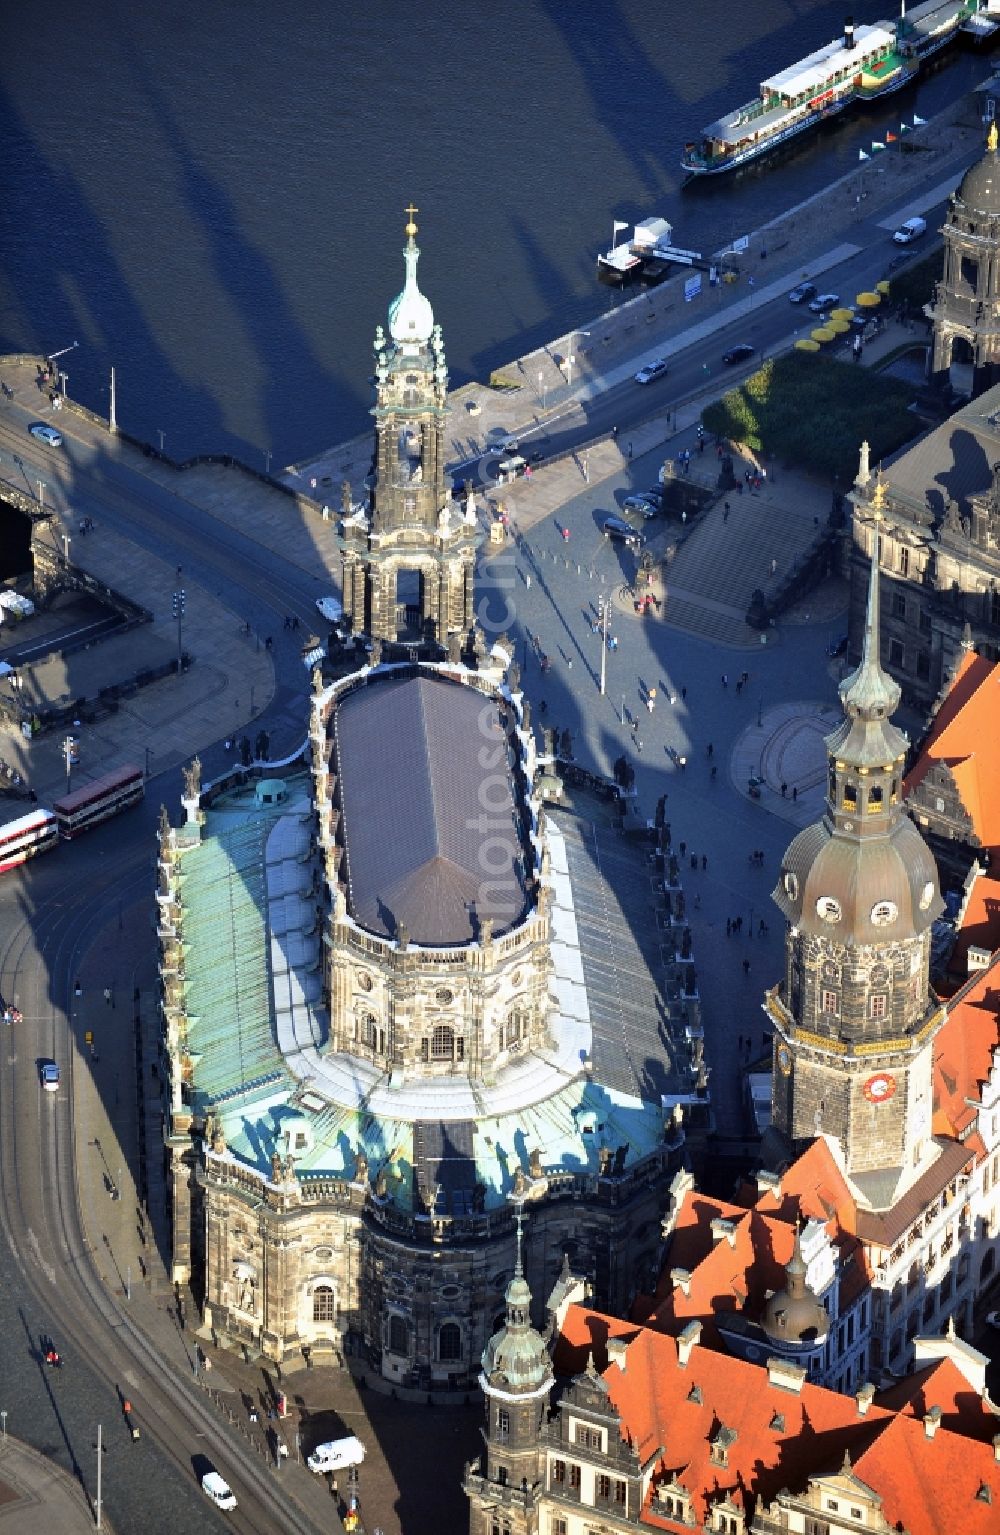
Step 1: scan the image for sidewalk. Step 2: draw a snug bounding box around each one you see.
[0,1438,109,1535]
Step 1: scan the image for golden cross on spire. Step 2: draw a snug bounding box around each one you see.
[871,469,887,512]
[404,202,419,239]
[988,121,998,155]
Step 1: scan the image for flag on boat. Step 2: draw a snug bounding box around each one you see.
[859,149,869,161]
[913,112,926,126]
[613,221,629,233]
[900,122,910,133]
[871,141,886,152]
[886,131,897,143]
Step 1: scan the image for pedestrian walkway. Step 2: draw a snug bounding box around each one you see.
[0,1438,109,1535]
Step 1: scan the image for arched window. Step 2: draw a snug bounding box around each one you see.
[388,1313,409,1355]
[313,1285,335,1322]
[431,1024,454,1060]
[359,1012,377,1048]
[439,1321,462,1361]
[867,784,883,814]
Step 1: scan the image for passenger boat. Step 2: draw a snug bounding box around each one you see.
[681,6,986,178]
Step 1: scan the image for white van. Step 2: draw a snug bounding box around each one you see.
[306,1435,366,1474]
[893,216,926,245]
[201,1471,238,1511]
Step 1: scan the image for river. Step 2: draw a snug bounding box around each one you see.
[0,0,991,466]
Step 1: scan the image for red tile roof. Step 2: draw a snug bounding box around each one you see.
[905,650,1000,855]
[932,960,1000,1150]
[554,1306,1000,1534]
[877,1356,999,1443]
[948,872,1000,981]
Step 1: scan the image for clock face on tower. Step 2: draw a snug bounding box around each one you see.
[862,1072,896,1104]
[870,900,898,927]
[816,896,842,923]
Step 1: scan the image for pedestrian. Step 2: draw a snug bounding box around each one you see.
[735,916,743,934]
[742,958,751,976]
[567,658,573,670]
[611,424,618,439]
[693,893,701,909]
[781,782,787,798]
[710,765,717,780]
[525,572,531,591]
[224,739,232,751]
[758,918,765,937]
[103,987,112,1006]
[681,686,687,702]
[721,673,728,688]
[627,442,633,460]
[738,1033,744,1048]
[736,679,743,696]
[723,503,730,524]
[706,743,714,758]
[690,853,697,870]
[701,854,707,871]
[792,785,798,801]
[679,841,687,858]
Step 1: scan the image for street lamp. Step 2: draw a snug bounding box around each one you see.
[157,430,165,454]
[538,370,546,409]
[63,734,77,796]
[61,531,71,562]
[1,1410,7,1444]
[172,567,185,674]
[599,594,609,697]
[565,331,591,388]
[36,481,45,507]
[263,448,272,476]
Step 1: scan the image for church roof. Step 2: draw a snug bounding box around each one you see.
[905,650,1000,856]
[334,672,530,944]
[871,381,1000,523]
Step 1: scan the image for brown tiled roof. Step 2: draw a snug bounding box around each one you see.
[853,1139,974,1246]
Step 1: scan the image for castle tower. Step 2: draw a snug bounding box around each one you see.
[341,207,479,645]
[767,482,946,1210]
[469,1211,551,1535]
[930,123,1000,396]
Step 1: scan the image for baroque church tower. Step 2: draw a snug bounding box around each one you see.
[341,207,478,645]
[767,483,946,1210]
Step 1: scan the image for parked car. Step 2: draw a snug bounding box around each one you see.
[722,343,755,366]
[40,1061,60,1092]
[603,516,641,548]
[307,1436,367,1474]
[788,282,817,304]
[893,216,926,245]
[28,423,63,448]
[634,358,669,385]
[489,432,519,454]
[622,494,656,511]
[808,292,840,313]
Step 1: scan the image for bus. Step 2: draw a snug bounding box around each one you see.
[0,807,59,872]
[52,763,145,839]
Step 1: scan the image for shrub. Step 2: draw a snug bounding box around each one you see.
[702,351,918,482]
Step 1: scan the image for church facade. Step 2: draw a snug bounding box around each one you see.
[158,219,694,1385]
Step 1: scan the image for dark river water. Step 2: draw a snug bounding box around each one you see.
[0,0,990,465]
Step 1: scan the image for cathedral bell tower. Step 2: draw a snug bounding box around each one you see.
[341,207,479,646]
[767,481,946,1211]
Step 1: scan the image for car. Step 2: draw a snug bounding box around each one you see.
[489,432,519,454]
[788,282,817,304]
[634,359,668,385]
[40,1061,60,1092]
[315,596,343,624]
[28,423,63,448]
[808,292,840,313]
[603,516,641,548]
[622,494,657,511]
[722,344,755,366]
[201,1472,238,1511]
[306,1435,367,1474]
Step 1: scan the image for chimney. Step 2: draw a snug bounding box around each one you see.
[670,1267,692,1297]
[710,1217,737,1248]
[844,15,855,50]
[677,1320,702,1367]
[856,1383,876,1416]
[766,1358,807,1395]
[924,1405,942,1439]
[606,1337,628,1374]
[756,1171,782,1202]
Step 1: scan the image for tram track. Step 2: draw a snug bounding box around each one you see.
[0,848,327,1535]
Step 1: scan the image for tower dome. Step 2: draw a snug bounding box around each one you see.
[956,122,1000,219]
[761,1229,828,1346]
[481,1214,551,1394]
[387,208,435,347]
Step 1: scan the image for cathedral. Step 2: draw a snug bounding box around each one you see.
[157,217,696,1384]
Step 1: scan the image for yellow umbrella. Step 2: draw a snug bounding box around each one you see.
[795,339,821,352]
[876,280,891,295]
[857,291,881,307]
[812,327,835,343]
[830,307,855,322]
[827,318,850,334]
